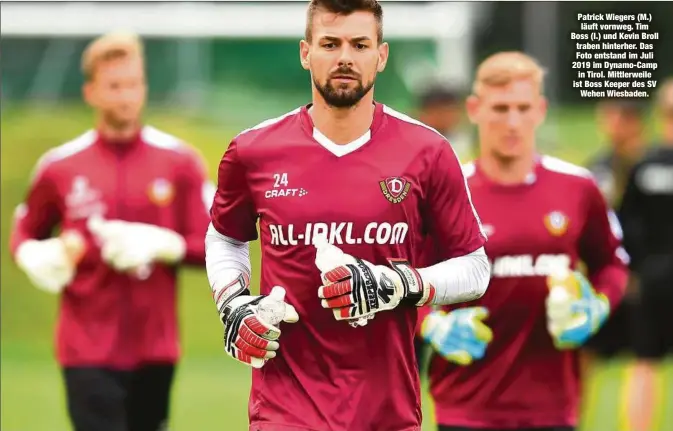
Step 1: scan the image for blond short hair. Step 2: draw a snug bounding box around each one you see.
[81,31,144,81]
[472,51,546,96]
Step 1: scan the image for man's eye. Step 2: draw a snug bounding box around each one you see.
[355,44,367,50]
[323,43,336,49]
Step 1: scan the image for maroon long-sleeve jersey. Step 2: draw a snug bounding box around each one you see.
[211,103,486,431]
[9,126,211,369]
[427,156,629,429]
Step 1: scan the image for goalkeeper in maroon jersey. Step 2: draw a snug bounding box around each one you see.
[418,52,629,431]
[203,1,490,430]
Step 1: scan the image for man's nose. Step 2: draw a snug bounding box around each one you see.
[337,45,354,67]
[506,111,522,127]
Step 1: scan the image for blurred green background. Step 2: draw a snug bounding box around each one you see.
[2,1,673,430]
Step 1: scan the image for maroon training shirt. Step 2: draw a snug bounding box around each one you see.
[427,156,629,429]
[211,102,486,431]
[10,127,211,369]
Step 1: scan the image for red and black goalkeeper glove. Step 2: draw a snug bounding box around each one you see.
[218,282,299,368]
[314,238,435,327]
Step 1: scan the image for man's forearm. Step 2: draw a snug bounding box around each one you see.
[182,234,208,265]
[205,223,252,310]
[418,247,491,305]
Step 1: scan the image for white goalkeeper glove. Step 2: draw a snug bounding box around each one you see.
[88,216,186,277]
[314,236,435,327]
[220,285,299,368]
[545,270,610,350]
[15,231,85,294]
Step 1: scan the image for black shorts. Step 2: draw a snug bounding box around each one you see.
[632,284,673,360]
[438,426,574,431]
[62,364,175,431]
[584,296,634,357]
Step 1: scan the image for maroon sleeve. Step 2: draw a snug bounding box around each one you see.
[579,179,629,311]
[210,138,258,242]
[9,161,62,257]
[424,143,487,260]
[177,148,213,265]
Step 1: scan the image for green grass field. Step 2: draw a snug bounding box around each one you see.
[1,104,672,431]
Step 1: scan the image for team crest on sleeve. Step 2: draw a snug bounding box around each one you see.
[544,211,569,236]
[148,178,175,206]
[379,177,411,204]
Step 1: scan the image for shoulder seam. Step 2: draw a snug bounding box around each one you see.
[34,130,97,173]
[142,126,188,152]
[235,107,302,139]
[541,155,593,179]
[382,105,446,140]
[462,161,476,178]
[29,129,97,182]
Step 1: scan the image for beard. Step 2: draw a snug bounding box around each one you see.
[103,108,138,130]
[314,67,375,108]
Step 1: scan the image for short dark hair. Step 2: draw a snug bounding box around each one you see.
[599,99,647,119]
[419,85,464,109]
[305,0,384,44]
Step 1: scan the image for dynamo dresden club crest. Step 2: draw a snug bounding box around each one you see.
[544,210,569,237]
[379,177,411,204]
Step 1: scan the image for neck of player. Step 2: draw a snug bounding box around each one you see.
[310,94,375,145]
[480,151,537,186]
[615,136,646,161]
[97,118,141,143]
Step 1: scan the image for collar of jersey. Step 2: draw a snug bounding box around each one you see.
[312,127,371,157]
[300,102,384,157]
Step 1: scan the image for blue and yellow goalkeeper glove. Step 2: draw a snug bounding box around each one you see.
[420,307,493,366]
[545,270,609,350]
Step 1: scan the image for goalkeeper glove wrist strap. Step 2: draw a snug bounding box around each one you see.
[388,259,435,306]
[214,272,251,316]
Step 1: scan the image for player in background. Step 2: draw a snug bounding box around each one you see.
[204,1,490,430]
[418,52,629,431]
[589,100,649,209]
[9,32,212,431]
[416,84,473,162]
[412,84,472,372]
[582,100,648,360]
[617,77,673,431]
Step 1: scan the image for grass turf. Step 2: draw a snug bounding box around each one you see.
[1,104,671,431]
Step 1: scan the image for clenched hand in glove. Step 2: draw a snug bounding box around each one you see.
[87,215,186,277]
[221,285,299,368]
[15,231,85,294]
[313,236,435,327]
[421,307,493,366]
[546,270,609,350]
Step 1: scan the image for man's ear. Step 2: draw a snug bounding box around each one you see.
[465,95,480,124]
[299,40,310,71]
[377,42,389,73]
[536,96,548,127]
[82,82,95,107]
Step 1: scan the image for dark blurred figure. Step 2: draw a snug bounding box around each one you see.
[583,100,648,360]
[589,100,649,208]
[417,84,473,162]
[414,85,472,374]
[617,78,673,431]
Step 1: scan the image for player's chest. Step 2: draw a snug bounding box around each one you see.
[472,186,585,274]
[248,155,424,225]
[55,151,180,225]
